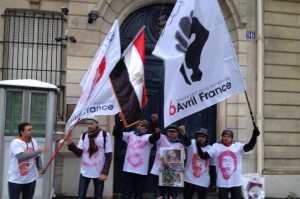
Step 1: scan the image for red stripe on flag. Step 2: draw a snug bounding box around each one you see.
[91,57,106,93]
[133,30,145,64]
[110,28,147,127]
[133,30,147,107]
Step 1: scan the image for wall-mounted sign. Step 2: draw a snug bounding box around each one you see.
[246,31,256,39]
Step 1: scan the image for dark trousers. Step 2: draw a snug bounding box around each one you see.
[218,186,243,199]
[8,180,36,199]
[78,174,104,199]
[157,186,178,199]
[153,175,178,199]
[183,181,208,199]
[121,172,146,199]
[152,174,159,198]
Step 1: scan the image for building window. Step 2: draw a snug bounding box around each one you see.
[2,10,66,121]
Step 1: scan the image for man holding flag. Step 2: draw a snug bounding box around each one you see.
[110,27,160,199]
[66,116,112,199]
[43,20,121,177]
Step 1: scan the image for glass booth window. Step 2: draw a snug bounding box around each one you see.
[5,90,47,137]
[5,90,23,136]
[30,92,47,137]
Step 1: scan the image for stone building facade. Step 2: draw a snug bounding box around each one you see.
[0,0,299,198]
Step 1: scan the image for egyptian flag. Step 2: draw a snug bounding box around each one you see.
[110,28,147,127]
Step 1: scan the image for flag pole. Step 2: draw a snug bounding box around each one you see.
[121,25,145,58]
[244,91,257,128]
[41,119,80,174]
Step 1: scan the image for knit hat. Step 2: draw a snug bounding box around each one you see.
[139,120,148,128]
[166,124,179,132]
[86,116,99,125]
[221,129,233,138]
[194,128,208,137]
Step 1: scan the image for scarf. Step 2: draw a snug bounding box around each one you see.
[88,128,100,157]
[16,136,34,150]
[167,137,180,143]
[220,140,233,147]
[16,136,31,143]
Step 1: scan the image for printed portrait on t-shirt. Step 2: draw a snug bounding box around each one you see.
[127,139,147,167]
[18,148,34,176]
[192,153,208,178]
[218,150,237,180]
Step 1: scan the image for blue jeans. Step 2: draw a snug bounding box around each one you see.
[78,174,104,199]
[8,180,36,199]
[121,172,146,199]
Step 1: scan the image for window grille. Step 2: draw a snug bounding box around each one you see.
[1,10,66,120]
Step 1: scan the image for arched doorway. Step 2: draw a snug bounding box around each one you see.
[113,3,217,194]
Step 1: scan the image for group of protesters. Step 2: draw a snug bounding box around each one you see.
[8,114,259,199]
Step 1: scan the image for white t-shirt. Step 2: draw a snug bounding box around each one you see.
[77,130,113,178]
[8,138,40,184]
[184,139,211,187]
[207,142,245,187]
[122,132,152,175]
[150,134,184,175]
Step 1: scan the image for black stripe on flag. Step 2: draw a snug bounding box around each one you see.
[110,57,141,127]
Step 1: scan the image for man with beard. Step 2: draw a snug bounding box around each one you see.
[67,116,112,199]
[113,113,161,199]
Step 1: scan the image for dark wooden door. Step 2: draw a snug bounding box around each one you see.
[113,3,216,194]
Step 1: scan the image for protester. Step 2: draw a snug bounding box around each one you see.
[151,124,191,199]
[8,122,47,199]
[67,116,112,199]
[113,113,160,199]
[197,127,260,199]
[184,128,212,199]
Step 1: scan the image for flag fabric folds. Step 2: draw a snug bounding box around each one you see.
[110,28,147,127]
[65,20,121,133]
[152,0,245,127]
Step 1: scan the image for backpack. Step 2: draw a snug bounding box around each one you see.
[82,130,107,149]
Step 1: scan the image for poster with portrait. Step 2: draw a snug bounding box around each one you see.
[158,147,185,187]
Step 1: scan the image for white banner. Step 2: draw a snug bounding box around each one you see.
[66,20,121,133]
[153,0,245,127]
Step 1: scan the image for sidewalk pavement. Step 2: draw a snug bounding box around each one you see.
[55,192,219,199]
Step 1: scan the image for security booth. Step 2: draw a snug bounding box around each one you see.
[0,79,59,199]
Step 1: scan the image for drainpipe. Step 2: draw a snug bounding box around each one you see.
[0,88,5,198]
[256,0,264,175]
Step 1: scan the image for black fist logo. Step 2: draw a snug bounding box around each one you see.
[175,12,209,85]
